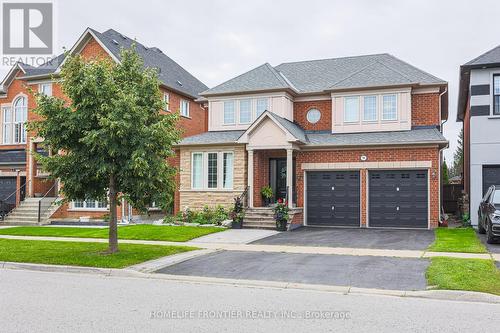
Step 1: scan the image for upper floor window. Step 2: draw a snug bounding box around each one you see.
[306,108,321,124]
[256,98,268,118]
[239,99,252,124]
[363,96,377,121]
[39,83,52,96]
[191,151,234,190]
[2,96,27,144]
[382,95,397,120]
[180,99,189,117]
[344,96,359,122]
[223,101,235,124]
[494,75,500,115]
[163,93,170,111]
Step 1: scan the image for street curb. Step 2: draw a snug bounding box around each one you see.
[2,261,500,304]
[127,249,220,273]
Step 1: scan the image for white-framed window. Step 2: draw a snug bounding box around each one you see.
[363,96,377,121]
[239,99,252,124]
[180,99,189,117]
[306,108,321,124]
[72,199,107,210]
[13,97,27,143]
[223,100,235,124]
[163,93,170,111]
[39,83,52,96]
[223,152,234,189]
[2,106,13,144]
[207,152,218,188]
[256,98,268,118]
[382,94,397,120]
[191,152,203,189]
[344,96,359,123]
[191,151,234,190]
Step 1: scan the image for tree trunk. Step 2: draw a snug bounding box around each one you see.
[108,174,118,253]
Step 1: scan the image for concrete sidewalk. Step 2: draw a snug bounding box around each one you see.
[0,234,495,260]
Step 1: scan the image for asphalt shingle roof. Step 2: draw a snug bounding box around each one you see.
[464,44,500,67]
[22,28,208,99]
[202,53,445,96]
[178,131,245,146]
[269,113,308,143]
[178,126,447,147]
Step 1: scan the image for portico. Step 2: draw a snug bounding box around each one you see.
[238,111,306,209]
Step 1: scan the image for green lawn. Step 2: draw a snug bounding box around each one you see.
[426,257,500,296]
[0,225,224,242]
[427,228,487,253]
[0,238,196,268]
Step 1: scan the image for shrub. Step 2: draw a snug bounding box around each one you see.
[260,185,273,199]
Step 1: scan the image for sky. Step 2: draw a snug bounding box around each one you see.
[2,0,499,162]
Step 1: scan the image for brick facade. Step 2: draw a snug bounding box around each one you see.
[293,99,332,131]
[411,93,440,127]
[1,35,207,220]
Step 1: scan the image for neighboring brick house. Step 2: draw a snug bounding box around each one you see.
[457,45,500,227]
[0,28,208,223]
[177,54,449,229]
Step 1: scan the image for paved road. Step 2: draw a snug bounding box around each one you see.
[158,250,429,290]
[254,227,435,250]
[1,269,499,333]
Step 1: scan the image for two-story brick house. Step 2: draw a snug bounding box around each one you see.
[0,27,208,223]
[177,54,448,229]
[457,45,500,227]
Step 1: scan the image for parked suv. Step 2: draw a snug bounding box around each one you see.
[478,185,500,243]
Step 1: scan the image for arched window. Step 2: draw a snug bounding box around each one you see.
[13,96,27,143]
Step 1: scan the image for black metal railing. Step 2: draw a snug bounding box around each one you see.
[0,180,29,221]
[239,186,249,208]
[37,182,58,223]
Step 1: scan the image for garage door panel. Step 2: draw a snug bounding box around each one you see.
[0,178,17,205]
[483,166,500,196]
[307,171,360,227]
[369,170,428,228]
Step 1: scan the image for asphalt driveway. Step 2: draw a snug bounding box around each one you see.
[252,227,435,251]
[157,250,429,291]
[477,233,500,253]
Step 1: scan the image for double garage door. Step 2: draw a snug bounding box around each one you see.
[306,170,428,229]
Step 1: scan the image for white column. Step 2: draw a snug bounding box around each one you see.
[247,149,254,208]
[286,148,293,208]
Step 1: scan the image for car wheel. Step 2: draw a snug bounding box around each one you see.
[478,216,486,234]
[486,221,497,244]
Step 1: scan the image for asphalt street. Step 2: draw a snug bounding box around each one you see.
[1,268,499,333]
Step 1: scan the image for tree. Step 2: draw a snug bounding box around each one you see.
[442,159,449,185]
[450,128,464,178]
[29,47,181,253]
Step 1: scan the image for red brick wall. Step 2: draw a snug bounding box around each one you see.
[252,150,287,207]
[412,93,440,127]
[293,100,331,131]
[294,147,441,228]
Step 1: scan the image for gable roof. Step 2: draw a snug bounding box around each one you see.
[202,53,446,96]
[10,28,208,99]
[457,44,500,121]
[202,63,296,96]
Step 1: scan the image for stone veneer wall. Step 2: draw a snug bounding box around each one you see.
[179,145,247,211]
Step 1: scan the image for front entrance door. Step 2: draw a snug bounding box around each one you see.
[269,158,295,203]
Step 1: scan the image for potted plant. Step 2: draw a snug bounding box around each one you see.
[230,196,245,229]
[260,185,273,206]
[273,198,289,231]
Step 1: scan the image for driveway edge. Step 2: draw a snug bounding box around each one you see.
[2,262,499,304]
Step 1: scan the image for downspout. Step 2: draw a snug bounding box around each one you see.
[438,87,448,223]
